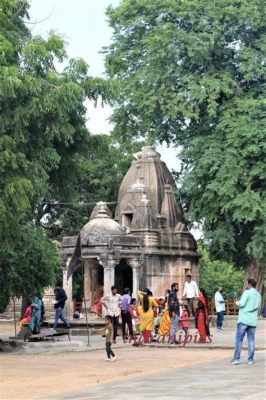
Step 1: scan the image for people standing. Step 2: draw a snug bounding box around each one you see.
[231,278,261,365]
[129,298,140,335]
[101,285,121,343]
[29,295,42,334]
[195,288,209,343]
[158,299,171,336]
[92,315,116,361]
[120,287,133,339]
[137,289,158,343]
[180,304,190,336]
[53,286,71,330]
[104,315,116,361]
[215,287,226,331]
[168,282,180,344]
[183,274,199,317]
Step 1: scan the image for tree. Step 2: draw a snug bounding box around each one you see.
[0,0,120,308]
[198,244,244,299]
[104,0,266,293]
[0,226,60,310]
[44,134,140,239]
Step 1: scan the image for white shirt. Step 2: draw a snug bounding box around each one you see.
[215,291,225,312]
[183,280,199,298]
[101,294,121,317]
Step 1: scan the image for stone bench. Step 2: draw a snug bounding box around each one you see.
[22,326,70,342]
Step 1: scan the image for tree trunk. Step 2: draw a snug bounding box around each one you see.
[20,296,28,318]
[243,258,265,297]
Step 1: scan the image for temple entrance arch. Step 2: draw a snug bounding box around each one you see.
[115,259,132,294]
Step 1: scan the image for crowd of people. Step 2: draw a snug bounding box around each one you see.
[99,275,213,359]
[99,276,261,364]
[18,276,261,366]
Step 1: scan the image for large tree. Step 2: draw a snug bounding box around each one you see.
[0,0,131,308]
[104,0,266,292]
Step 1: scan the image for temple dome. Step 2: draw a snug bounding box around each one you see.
[81,205,126,240]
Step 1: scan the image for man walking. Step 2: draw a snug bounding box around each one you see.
[168,282,180,344]
[215,287,226,331]
[120,287,133,339]
[183,274,199,317]
[53,286,71,330]
[231,278,261,365]
[101,285,121,343]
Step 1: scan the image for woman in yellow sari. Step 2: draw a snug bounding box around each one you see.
[137,289,158,343]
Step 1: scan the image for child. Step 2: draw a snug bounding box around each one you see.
[93,315,117,361]
[129,298,140,335]
[181,304,190,335]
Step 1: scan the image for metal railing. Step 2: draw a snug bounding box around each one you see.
[209,299,238,315]
[74,299,239,315]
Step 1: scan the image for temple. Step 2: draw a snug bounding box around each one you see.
[60,146,199,316]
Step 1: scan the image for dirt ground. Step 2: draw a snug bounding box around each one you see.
[0,345,231,400]
[0,322,233,400]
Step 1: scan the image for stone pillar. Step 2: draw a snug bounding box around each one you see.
[83,260,92,307]
[62,257,73,321]
[99,254,116,296]
[128,258,141,298]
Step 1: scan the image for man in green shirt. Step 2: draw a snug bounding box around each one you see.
[231,278,261,365]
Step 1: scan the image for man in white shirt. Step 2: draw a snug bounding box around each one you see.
[214,287,226,331]
[183,274,199,317]
[101,285,121,343]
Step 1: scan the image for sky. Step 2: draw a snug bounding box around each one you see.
[28,0,180,171]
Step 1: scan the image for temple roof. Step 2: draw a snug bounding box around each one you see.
[81,204,126,240]
[115,145,184,229]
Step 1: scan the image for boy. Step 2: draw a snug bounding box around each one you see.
[93,315,117,361]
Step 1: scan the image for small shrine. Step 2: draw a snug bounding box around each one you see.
[60,146,199,315]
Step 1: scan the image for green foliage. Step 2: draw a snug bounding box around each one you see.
[105,0,266,268]
[198,243,244,299]
[0,226,60,309]
[45,134,138,238]
[0,0,133,306]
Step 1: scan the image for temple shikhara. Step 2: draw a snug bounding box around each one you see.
[60,146,199,316]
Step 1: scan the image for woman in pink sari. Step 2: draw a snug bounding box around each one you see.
[19,301,32,333]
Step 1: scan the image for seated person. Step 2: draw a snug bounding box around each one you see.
[19,300,32,333]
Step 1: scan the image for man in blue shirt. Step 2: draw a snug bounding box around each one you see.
[231,278,261,365]
[121,287,133,339]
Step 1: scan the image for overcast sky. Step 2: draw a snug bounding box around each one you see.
[28,0,180,171]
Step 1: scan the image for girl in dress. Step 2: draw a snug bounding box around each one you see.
[180,304,190,336]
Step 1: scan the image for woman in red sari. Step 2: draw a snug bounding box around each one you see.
[195,288,210,343]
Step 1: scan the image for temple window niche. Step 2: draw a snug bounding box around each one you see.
[122,212,133,233]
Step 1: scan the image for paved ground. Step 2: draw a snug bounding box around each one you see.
[38,352,266,400]
[0,320,265,400]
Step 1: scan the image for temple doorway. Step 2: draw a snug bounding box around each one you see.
[115,259,132,294]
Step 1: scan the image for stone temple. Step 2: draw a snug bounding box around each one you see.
[60,146,199,314]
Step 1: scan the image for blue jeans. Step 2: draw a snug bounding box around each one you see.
[233,323,256,362]
[170,315,180,342]
[53,307,70,329]
[216,311,224,329]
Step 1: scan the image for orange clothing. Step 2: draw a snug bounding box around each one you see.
[158,303,171,335]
